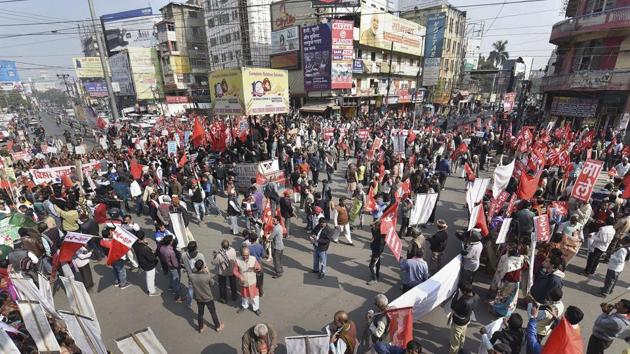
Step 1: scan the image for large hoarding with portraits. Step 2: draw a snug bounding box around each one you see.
[128,48,162,100]
[73,57,105,78]
[331,20,353,90]
[424,12,446,58]
[312,0,358,7]
[302,24,332,91]
[359,6,423,56]
[0,60,19,83]
[100,7,160,56]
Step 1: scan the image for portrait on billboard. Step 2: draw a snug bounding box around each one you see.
[360,15,382,48]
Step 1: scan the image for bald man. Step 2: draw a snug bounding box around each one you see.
[328,311,358,354]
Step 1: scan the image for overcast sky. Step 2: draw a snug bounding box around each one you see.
[0,0,564,79]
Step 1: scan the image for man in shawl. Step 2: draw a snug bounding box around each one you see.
[234,246,263,316]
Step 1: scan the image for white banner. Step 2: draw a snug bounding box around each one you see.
[37,273,54,310]
[0,327,21,354]
[113,225,138,249]
[492,160,515,199]
[17,301,61,353]
[390,255,462,319]
[29,161,101,185]
[11,276,59,318]
[285,335,329,354]
[466,178,490,214]
[478,317,504,354]
[116,327,168,354]
[59,311,108,354]
[170,213,190,249]
[468,205,482,231]
[496,218,512,244]
[60,276,100,333]
[409,193,439,226]
[64,232,95,245]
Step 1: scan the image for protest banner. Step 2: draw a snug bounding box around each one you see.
[496,218,512,244]
[29,161,101,185]
[106,226,138,266]
[570,159,603,202]
[488,191,510,220]
[492,160,514,198]
[60,276,100,333]
[466,178,490,214]
[59,232,95,263]
[390,255,462,319]
[534,215,551,242]
[38,273,54,310]
[409,193,438,226]
[11,276,59,318]
[116,327,168,354]
[59,311,108,354]
[0,326,21,353]
[386,307,414,347]
[17,300,61,353]
[478,317,504,354]
[285,334,329,354]
[357,128,370,141]
[385,228,403,261]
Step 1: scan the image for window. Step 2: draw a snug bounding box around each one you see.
[357,49,362,58]
[371,52,376,61]
[212,54,219,64]
[573,39,605,71]
[383,53,388,61]
[167,23,175,31]
[586,0,615,14]
[207,18,215,28]
[449,18,454,33]
[446,39,451,52]
[396,56,401,64]
[170,41,178,51]
[221,53,226,62]
[188,11,198,18]
[209,37,217,46]
[228,52,233,61]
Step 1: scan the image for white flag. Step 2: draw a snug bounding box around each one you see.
[466,178,490,214]
[285,334,329,354]
[410,193,439,226]
[60,276,100,334]
[492,160,515,198]
[496,218,512,244]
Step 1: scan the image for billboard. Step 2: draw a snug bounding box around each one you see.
[0,60,19,82]
[208,67,289,116]
[109,51,134,96]
[101,7,160,55]
[271,52,299,70]
[424,12,446,58]
[352,59,364,74]
[551,97,598,118]
[423,58,440,86]
[331,20,353,89]
[73,57,105,78]
[302,24,332,91]
[464,38,481,71]
[312,0,359,7]
[128,48,161,100]
[83,82,108,98]
[271,26,300,55]
[359,6,424,56]
[271,1,312,32]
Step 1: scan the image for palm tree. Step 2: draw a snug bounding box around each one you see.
[488,40,509,68]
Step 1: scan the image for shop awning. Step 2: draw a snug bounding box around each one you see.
[299,104,330,113]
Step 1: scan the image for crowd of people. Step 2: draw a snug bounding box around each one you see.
[1,105,630,354]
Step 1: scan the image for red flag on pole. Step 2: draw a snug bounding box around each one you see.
[385,228,403,260]
[464,162,476,182]
[58,232,95,263]
[474,205,489,237]
[130,159,143,180]
[380,202,399,234]
[61,174,73,188]
[622,173,630,199]
[191,117,205,148]
[541,317,584,354]
[365,186,377,212]
[386,307,414,347]
[516,171,541,200]
[178,153,188,168]
[105,226,137,266]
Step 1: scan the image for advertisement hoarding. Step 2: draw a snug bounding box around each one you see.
[550,96,598,118]
[83,82,108,98]
[359,6,424,56]
[271,52,299,70]
[128,48,162,100]
[302,24,332,91]
[0,60,19,82]
[331,20,353,90]
[208,67,289,116]
[464,38,481,71]
[271,26,300,55]
[109,52,134,96]
[312,0,358,7]
[101,7,160,56]
[73,57,105,78]
[352,59,364,74]
[424,12,446,58]
[422,58,440,86]
[271,1,311,32]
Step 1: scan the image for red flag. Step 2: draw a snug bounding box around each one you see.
[209,121,228,152]
[385,228,403,260]
[541,317,584,354]
[457,142,468,154]
[516,171,541,200]
[407,129,416,143]
[58,232,94,263]
[380,202,399,234]
[105,226,138,266]
[622,173,630,199]
[505,193,517,217]
[6,140,13,152]
[623,145,630,157]
[386,307,414,347]
[464,162,476,182]
[365,186,377,212]
[488,191,510,220]
[575,130,595,152]
[178,153,188,168]
[130,159,143,180]
[191,117,205,148]
[474,205,489,237]
[61,174,73,188]
[534,214,551,242]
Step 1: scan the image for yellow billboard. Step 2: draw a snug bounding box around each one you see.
[73,57,106,78]
[171,56,191,74]
[128,48,162,100]
[359,6,424,56]
[209,67,289,116]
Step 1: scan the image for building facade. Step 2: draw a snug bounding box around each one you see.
[540,0,630,131]
[157,1,210,106]
[202,0,272,69]
[401,0,466,106]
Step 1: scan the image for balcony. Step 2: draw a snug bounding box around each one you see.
[550,6,630,44]
[157,29,177,44]
[540,69,630,92]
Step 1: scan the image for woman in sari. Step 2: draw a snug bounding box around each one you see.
[556,214,583,264]
[490,244,525,317]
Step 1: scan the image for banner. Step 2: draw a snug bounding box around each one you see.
[466,178,490,214]
[534,215,551,242]
[360,6,423,56]
[170,212,192,249]
[59,232,95,263]
[17,301,61,353]
[385,228,402,261]
[409,193,438,226]
[478,318,505,354]
[390,256,462,319]
[492,160,515,199]
[29,161,101,185]
[60,276,100,333]
[357,128,370,141]
[386,307,413,347]
[59,311,108,354]
[331,20,353,89]
[488,191,510,221]
[116,327,167,354]
[37,273,54,313]
[12,277,59,318]
[285,335,329,354]
[570,159,603,202]
[101,7,159,55]
[496,218,512,244]
[303,24,332,91]
[271,26,300,55]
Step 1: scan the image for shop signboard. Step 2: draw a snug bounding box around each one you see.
[73,57,106,78]
[422,58,440,86]
[83,82,108,98]
[331,20,353,89]
[352,59,364,74]
[101,7,160,56]
[550,96,597,118]
[302,24,332,91]
[424,12,446,58]
[359,6,423,56]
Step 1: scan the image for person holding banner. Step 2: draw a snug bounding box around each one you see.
[426,220,448,274]
[448,282,480,354]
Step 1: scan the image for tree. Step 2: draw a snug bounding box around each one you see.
[35,88,69,107]
[0,91,30,110]
[488,40,509,68]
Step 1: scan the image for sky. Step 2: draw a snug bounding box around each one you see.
[0,0,565,80]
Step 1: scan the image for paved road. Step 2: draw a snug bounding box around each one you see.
[38,112,630,353]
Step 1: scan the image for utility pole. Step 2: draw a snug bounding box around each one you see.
[383,41,395,114]
[87,0,120,122]
[57,74,73,99]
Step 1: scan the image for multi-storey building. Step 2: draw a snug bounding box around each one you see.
[202,0,272,69]
[77,23,100,57]
[157,1,211,106]
[400,0,466,106]
[540,0,630,131]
